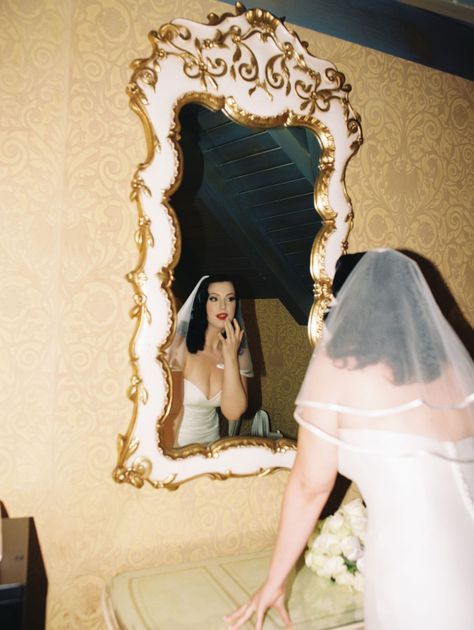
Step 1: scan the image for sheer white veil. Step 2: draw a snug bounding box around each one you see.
[167,275,254,377]
[295,249,473,461]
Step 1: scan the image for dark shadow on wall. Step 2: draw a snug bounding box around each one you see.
[400,249,474,359]
[240,297,265,418]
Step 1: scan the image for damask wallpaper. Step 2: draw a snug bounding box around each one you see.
[0,0,472,628]
[249,299,311,439]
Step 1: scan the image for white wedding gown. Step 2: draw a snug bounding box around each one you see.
[338,428,474,630]
[176,379,221,447]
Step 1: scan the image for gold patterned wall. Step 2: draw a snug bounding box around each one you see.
[249,300,311,439]
[299,26,474,321]
[0,1,472,628]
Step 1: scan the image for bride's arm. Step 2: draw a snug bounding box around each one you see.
[266,422,338,583]
[167,370,184,447]
[220,318,248,421]
[225,414,338,629]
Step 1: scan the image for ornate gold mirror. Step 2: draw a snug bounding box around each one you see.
[113,3,362,489]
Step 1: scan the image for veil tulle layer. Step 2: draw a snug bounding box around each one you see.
[295,250,474,461]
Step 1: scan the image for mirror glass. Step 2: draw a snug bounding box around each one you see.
[160,103,322,453]
[113,5,362,489]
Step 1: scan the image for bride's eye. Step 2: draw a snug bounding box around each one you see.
[226,296,236,303]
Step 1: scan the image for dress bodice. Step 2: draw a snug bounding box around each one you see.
[338,428,474,521]
[183,379,221,408]
[176,380,221,447]
[337,428,474,630]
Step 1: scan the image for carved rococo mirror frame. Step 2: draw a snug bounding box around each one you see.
[113,3,362,489]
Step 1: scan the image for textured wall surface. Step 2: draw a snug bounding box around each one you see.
[250,300,311,439]
[301,25,474,317]
[1,0,472,628]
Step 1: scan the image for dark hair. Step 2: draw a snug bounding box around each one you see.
[186,275,239,354]
[326,253,446,385]
[332,252,367,297]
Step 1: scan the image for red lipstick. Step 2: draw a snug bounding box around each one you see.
[217,313,227,320]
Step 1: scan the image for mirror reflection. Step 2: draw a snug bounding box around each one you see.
[165,274,253,449]
[161,104,323,452]
[116,5,362,488]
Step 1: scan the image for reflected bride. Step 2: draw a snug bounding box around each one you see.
[166,275,254,448]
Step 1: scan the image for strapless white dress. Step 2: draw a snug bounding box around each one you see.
[337,429,474,630]
[176,379,222,447]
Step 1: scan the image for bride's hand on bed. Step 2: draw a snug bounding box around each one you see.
[220,318,244,363]
[224,581,292,630]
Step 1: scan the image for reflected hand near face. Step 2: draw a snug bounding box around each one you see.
[220,318,244,363]
[224,582,291,630]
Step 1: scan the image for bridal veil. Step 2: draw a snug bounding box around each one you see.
[295,249,474,461]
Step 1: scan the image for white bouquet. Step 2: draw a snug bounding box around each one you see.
[305,498,368,592]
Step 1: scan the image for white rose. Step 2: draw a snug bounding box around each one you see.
[324,516,352,541]
[356,557,364,573]
[342,498,366,519]
[313,533,342,556]
[337,524,352,538]
[313,532,329,548]
[326,511,345,532]
[305,550,322,570]
[343,500,367,535]
[309,553,327,573]
[317,554,346,578]
[350,516,367,541]
[326,555,346,576]
[340,536,362,562]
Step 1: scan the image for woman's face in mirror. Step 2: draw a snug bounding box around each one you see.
[206,281,237,330]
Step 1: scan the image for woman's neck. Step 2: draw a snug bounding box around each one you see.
[204,326,222,352]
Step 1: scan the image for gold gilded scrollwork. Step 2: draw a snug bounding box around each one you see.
[134,3,360,129]
[114,2,362,489]
[206,1,247,26]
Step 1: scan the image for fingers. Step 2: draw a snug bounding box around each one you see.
[275,601,292,627]
[226,601,271,630]
[224,600,255,630]
[223,605,242,623]
[224,318,240,336]
[225,319,235,339]
[255,607,264,630]
[221,319,243,345]
[256,601,290,630]
[219,320,245,365]
[225,588,290,630]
